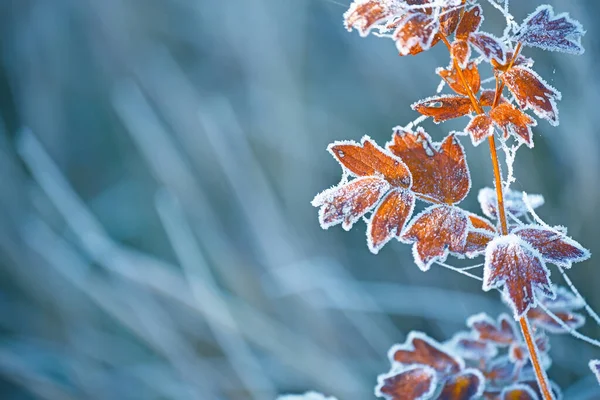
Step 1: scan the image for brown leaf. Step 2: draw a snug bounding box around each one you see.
[483,356,519,387]
[388,129,471,204]
[468,313,517,346]
[439,370,484,400]
[437,61,481,97]
[502,66,561,126]
[465,115,495,146]
[449,332,498,361]
[376,365,437,400]
[412,95,473,123]
[469,33,506,64]
[401,205,468,271]
[527,307,585,334]
[394,12,439,56]
[477,188,544,220]
[514,225,590,267]
[479,90,509,107]
[483,235,555,318]
[368,189,416,253]
[344,0,392,37]
[500,384,539,400]
[451,39,471,68]
[313,177,390,230]
[390,332,463,376]
[489,103,537,148]
[469,214,496,232]
[439,6,461,36]
[456,5,483,40]
[329,136,412,187]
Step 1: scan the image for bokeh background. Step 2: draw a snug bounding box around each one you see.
[0,0,599,399]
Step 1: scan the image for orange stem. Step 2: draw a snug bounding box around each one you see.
[439,32,553,399]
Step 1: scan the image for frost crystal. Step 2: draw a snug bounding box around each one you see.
[478,187,544,220]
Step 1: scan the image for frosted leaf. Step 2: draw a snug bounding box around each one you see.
[455,5,482,40]
[453,213,497,258]
[484,356,518,388]
[367,188,415,253]
[467,312,517,346]
[489,103,537,148]
[590,360,600,386]
[465,115,495,146]
[439,5,461,36]
[278,393,338,400]
[513,225,590,268]
[492,50,535,72]
[388,129,471,204]
[527,306,585,334]
[469,32,506,64]
[500,384,539,400]
[514,5,585,55]
[483,235,555,319]
[312,177,390,231]
[401,205,469,271]
[509,335,549,363]
[447,332,498,361]
[502,66,561,126]
[477,187,544,220]
[451,39,471,69]
[437,61,480,97]
[438,369,485,400]
[412,95,473,123]
[376,364,437,400]
[389,331,463,376]
[479,89,509,108]
[541,285,585,310]
[344,0,403,37]
[394,12,440,56]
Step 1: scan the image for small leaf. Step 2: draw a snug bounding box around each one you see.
[368,189,416,253]
[401,205,468,271]
[484,356,518,387]
[469,32,506,64]
[388,129,471,204]
[394,12,439,56]
[502,66,561,126]
[500,384,539,400]
[412,95,473,123]
[390,331,463,376]
[590,359,600,386]
[437,61,481,97]
[467,313,517,346]
[479,89,509,108]
[312,177,390,230]
[509,335,549,363]
[483,235,555,318]
[514,5,585,55]
[468,214,496,232]
[344,0,393,37]
[477,188,544,220]
[438,369,485,400]
[376,365,437,400]
[456,5,483,40]
[448,332,498,361]
[439,6,461,36]
[542,286,585,310]
[527,307,585,334]
[454,213,497,258]
[465,115,495,146]
[489,103,537,148]
[513,225,590,267]
[451,39,471,69]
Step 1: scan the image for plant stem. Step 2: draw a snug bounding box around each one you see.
[439,32,553,399]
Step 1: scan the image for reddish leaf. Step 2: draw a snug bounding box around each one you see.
[502,66,561,126]
[465,115,495,146]
[328,136,412,187]
[439,6,461,36]
[439,369,485,400]
[477,187,544,220]
[394,12,439,56]
[500,384,539,400]
[448,332,498,361]
[313,177,390,230]
[527,307,585,334]
[402,205,469,271]
[484,356,518,387]
[412,95,473,123]
[376,365,437,400]
[454,214,496,258]
[590,360,600,386]
[483,235,555,318]
[489,103,537,148]
[479,90,509,107]
[469,214,496,232]
[368,189,416,253]
[390,332,463,376]
[456,5,483,40]
[469,33,506,64]
[388,129,471,204]
[514,5,585,55]
[437,61,481,97]
[492,51,534,72]
[513,225,590,267]
[451,39,471,68]
[344,0,393,37]
[542,286,584,310]
[468,313,517,346]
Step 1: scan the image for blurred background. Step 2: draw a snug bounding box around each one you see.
[0,0,599,399]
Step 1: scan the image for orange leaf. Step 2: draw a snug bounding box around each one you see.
[469,32,506,64]
[390,332,463,375]
[465,115,495,146]
[439,370,484,400]
[492,51,534,72]
[437,61,481,97]
[401,205,469,271]
[376,365,437,400]
[456,5,482,40]
[500,384,539,400]
[394,12,439,56]
[468,313,517,346]
[483,235,555,318]
[469,214,496,232]
[453,213,496,258]
[312,176,390,230]
[412,95,473,123]
[344,0,391,37]
[513,225,590,267]
[502,66,561,125]
[451,39,471,68]
[489,103,537,147]
[479,90,509,107]
[439,6,461,36]
[388,129,471,204]
[368,189,415,254]
[329,136,412,187]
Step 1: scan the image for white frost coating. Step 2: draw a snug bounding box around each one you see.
[514,5,585,55]
[484,0,517,40]
[483,234,555,319]
[558,266,600,328]
[387,330,465,371]
[394,12,440,56]
[375,363,437,400]
[468,32,507,65]
[500,383,539,400]
[278,392,337,400]
[446,331,498,360]
[536,301,600,349]
[590,360,600,384]
[478,187,544,220]
[499,140,522,191]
